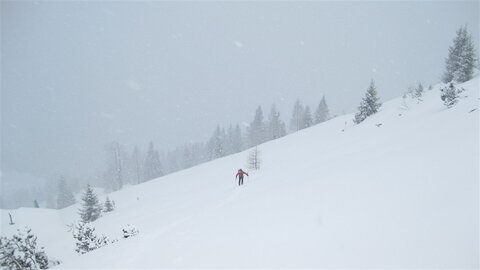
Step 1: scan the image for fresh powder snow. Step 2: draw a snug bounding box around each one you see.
[1,78,478,268]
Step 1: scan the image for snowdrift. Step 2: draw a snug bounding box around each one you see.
[1,78,478,268]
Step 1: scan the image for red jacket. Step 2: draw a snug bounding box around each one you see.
[236,170,248,178]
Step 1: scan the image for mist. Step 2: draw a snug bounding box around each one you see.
[1,1,479,208]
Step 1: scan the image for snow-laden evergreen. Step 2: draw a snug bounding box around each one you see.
[0,227,56,269]
[78,185,102,223]
[303,106,313,129]
[289,99,305,132]
[354,80,382,124]
[72,222,109,254]
[56,177,75,209]
[248,106,267,147]
[440,82,462,108]
[266,104,286,140]
[314,95,329,124]
[143,142,163,182]
[443,26,477,83]
[103,197,114,213]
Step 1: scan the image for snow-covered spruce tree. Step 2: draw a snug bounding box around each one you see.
[303,106,313,129]
[354,80,382,124]
[57,177,75,209]
[122,224,139,239]
[248,106,266,147]
[211,125,226,159]
[232,124,244,153]
[130,146,143,184]
[413,82,424,102]
[222,124,242,156]
[103,141,126,191]
[247,146,261,171]
[440,82,461,108]
[72,222,109,254]
[78,184,102,223]
[181,142,205,169]
[314,95,330,124]
[103,196,114,212]
[223,125,235,156]
[267,104,286,140]
[443,26,477,83]
[0,227,52,269]
[143,141,163,182]
[289,99,304,132]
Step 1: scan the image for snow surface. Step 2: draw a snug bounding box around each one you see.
[1,78,479,268]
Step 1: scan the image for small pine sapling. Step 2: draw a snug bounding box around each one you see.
[78,184,102,223]
[440,83,461,108]
[354,80,382,124]
[103,197,114,212]
[72,222,109,254]
[414,82,424,102]
[0,227,56,269]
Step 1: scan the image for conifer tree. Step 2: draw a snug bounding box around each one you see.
[413,82,424,101]
[440,82,461,108]
[182,143,195,169]
[232,124,243,153]
[207,125,225,159]
[104,196,114,212]
[143,142,163,181]
[72,222,109,254]
[303,106,313,128]
[57,177,75,209]
[131,146,143,184]
[267,104,286,140]
[289,100,304,132]
[103,141,126,191]
[224,124,244,155]
[248,106,266,147]
[354,80,382,124]
[0,227,52,269]
[78,184,102,223]
[443,26,477,83]
[314,95,330,124]
[33,200,40,208]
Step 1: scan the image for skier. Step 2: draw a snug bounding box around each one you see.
[235,169,249,186]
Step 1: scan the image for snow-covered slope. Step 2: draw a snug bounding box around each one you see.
[1,78,478,268]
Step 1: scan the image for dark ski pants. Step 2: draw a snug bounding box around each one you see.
[238,176,244,186]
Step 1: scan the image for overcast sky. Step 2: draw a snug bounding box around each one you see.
[1,1,479,181]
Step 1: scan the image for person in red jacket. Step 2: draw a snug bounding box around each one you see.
[236,169,249,186]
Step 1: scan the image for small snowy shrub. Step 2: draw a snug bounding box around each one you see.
[440,83,462,108]
[72,222,109,254]
[413,82,424,102]
[122,224,139,239]
[0,227,57,269]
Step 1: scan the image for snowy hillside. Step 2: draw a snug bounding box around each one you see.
[1,78,478,268]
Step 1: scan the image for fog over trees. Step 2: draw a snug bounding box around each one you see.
[1,1,479,209]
